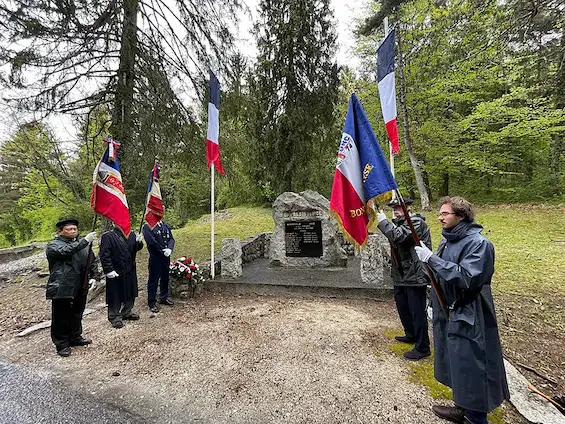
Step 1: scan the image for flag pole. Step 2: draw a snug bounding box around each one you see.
[210,165,215,279]
[384,17,397,202]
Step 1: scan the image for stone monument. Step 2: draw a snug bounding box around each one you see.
[269,190,347,268]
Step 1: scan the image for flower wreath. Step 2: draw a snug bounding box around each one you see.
[169,256,206,288]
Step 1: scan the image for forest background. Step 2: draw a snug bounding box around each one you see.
[0,0,563,247]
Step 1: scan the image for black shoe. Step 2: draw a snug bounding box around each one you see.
[112,320,124,329]
[159,298,174,306]
[394,335,415,343]
[403,348,431,361]
[432,405,465,424]
[70,337,92,346]
[123,313,140,320]
[149,304,159,313]
[57,347,72,357]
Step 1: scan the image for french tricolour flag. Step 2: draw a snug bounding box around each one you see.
[330,94,398,248]
[206,70,225,175]
[90,138,131,236]
[377,28,400,155]
[144,161,165,229]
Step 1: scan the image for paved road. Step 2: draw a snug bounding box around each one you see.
[0,361,146,424]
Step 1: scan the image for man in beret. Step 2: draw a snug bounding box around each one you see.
[46,219,98,357]
[376,197,432,360]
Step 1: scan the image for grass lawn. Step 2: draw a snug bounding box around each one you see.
[171,206,275,263]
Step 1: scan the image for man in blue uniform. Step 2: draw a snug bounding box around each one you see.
[143,220,175,313]
[415,196,510,424]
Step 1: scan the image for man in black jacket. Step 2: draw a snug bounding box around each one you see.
[46,219,97,357]
[376,197,432,360]
[99,226,144,328]
[143,220,175,313]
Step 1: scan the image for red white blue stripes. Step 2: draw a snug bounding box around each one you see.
[206,70,225,175]
[377,29,400,155]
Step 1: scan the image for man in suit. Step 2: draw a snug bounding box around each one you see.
[143,220,175,313]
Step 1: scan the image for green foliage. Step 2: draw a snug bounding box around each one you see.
[247,0,341,200]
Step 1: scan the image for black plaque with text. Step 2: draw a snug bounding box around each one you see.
[285,221,323,257]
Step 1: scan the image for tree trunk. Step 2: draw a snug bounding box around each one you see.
[396,26,431,210]
[440,172,449,197]
[112,0,138,147]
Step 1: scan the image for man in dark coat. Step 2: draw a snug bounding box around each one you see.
[376,197,432,360]
[415,196,510,424]
[46,219,97,357]
[143,220,175,313]
[99,225,144,328]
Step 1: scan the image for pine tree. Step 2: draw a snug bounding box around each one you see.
[248,0,340,199]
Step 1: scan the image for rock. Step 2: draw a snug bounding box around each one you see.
[269,191,347,268]
[112,371,120,377]
[220,238,243,279]
[505,359,565,424]
[360,233,392,289]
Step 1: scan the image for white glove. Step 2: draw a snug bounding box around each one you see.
[427,305,433,321]
[414,241,433,263]
[377,210,387,223]
[84,231,97,243]
[88,278,96,289]
[163,248,172,257]
[106,270,119,278]
[135,232,143,243]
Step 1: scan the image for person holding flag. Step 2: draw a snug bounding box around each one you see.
[376,197,432,360]
[91,137,143,328]
[142,161,175,313]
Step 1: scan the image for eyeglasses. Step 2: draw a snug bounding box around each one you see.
[438,212,456,217]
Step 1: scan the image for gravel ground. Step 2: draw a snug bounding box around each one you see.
[1,292,448,424]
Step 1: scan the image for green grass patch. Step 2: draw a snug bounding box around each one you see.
[420,207,565,297]
[172,206,275,263]
[407,361,452,400]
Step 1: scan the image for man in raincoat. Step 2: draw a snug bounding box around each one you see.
[414,196,510,424]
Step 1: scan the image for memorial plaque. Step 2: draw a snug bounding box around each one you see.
[285,221,323,257]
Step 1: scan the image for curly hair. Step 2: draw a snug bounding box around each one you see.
[438,196,475,222]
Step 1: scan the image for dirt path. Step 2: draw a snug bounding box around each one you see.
[0,275,455,424]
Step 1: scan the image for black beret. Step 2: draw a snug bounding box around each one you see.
[387,197,414,207]
[56,218,79,229]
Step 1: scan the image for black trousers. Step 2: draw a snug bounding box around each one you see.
[394,285,430,353]
[50,295,88,351]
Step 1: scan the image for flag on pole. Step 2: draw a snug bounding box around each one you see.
[206,70,225,175]
[144,161,164,229]
[90,137,131,236]
[330,94,398,248]
[377,28,400,155]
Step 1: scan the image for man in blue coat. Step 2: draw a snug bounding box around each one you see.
[415,197,510,424]
[143,220,175,313]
